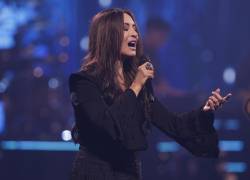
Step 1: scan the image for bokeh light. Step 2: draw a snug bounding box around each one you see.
[33,66,44,78]
[98,0,112,8]
[58,52,69,63]
[61,130,72,141]
[223,67,236,84]
[80,36,89,51]
[59,36,70,47]
[48,78,59,89]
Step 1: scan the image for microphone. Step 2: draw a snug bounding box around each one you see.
[140,55,155,102]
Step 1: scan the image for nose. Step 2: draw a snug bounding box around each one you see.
[130,28,138,39]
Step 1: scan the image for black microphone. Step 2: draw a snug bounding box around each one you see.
[140,55,155,102]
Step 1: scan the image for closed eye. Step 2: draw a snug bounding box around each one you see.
[133,25,138,32]
[124,23,129,31]
[124,23,137,32]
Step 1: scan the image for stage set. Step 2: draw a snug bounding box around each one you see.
[0,0,249,180]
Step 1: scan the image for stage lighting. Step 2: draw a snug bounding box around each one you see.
[99,0,112,8]
[48,78,59,89]
[223,67,236,84]
[80,36,89,51]
[33,66,44,78]
[61,130,72,141]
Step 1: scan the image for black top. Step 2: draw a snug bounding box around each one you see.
[69,70,219,179]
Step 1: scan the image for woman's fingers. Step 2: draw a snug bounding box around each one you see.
[145,62,154,71]
[223,93,232,101]
[212,90,223,101]
[209,96,220,107]
[203,88,232,111]
[148,74,154,79]
[139,62,154,78]
[140,62,154,71]
[212,89,232,105]
[207,99,215,110]
[147,70,154,78]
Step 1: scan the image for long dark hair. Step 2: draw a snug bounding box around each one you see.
[72,8,153,142]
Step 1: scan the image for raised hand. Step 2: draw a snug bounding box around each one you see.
[203,88,232,111]
[130,62,154,96]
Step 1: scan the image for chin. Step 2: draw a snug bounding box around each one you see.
[124,51,136,57]
[128,53,136,57]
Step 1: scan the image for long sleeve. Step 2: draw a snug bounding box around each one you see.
[152,98,219,158]
[69,72,147,151]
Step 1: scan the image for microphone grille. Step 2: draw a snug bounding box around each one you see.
[140,55,151,65]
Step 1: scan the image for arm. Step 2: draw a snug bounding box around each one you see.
[151,98,219,158]
[69,72,147,150]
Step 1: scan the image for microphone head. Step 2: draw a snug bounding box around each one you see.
[139,55,155,102]
[139,54,151,65]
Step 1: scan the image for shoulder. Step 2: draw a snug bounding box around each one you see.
[69,70,100,91]
[69,70,95,83]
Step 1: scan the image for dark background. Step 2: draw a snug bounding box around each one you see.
[0,0,249,179]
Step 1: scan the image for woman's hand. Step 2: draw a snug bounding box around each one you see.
[203,88,232,111]
[129,62,154,96]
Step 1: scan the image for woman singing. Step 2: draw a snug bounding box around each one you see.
[69,8,231,180]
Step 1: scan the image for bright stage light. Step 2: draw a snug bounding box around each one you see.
[48,78,59,89]
[61,130,72,141]
[223,67,236,84]
[98,0,112,8]
[80,36,89,51]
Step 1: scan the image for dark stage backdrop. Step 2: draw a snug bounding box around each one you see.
[0,0,249,179]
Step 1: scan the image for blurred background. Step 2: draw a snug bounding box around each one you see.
[0,0,249,179]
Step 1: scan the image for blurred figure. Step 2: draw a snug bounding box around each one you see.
[143,17,186,97]
[231,54,250,121]
[142,17,188,180]
[236,55,250,103]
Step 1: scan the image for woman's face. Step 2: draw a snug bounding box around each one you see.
[121,13,138,57]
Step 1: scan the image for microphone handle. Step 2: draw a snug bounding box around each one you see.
[141,55,155,102]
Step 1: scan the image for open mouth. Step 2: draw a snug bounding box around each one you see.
[128,41,136,49]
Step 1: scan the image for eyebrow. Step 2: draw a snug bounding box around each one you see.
[124,22,136,28]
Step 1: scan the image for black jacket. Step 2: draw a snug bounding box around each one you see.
[69,71,219,159]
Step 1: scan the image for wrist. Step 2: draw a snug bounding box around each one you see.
[129,82,142,96]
